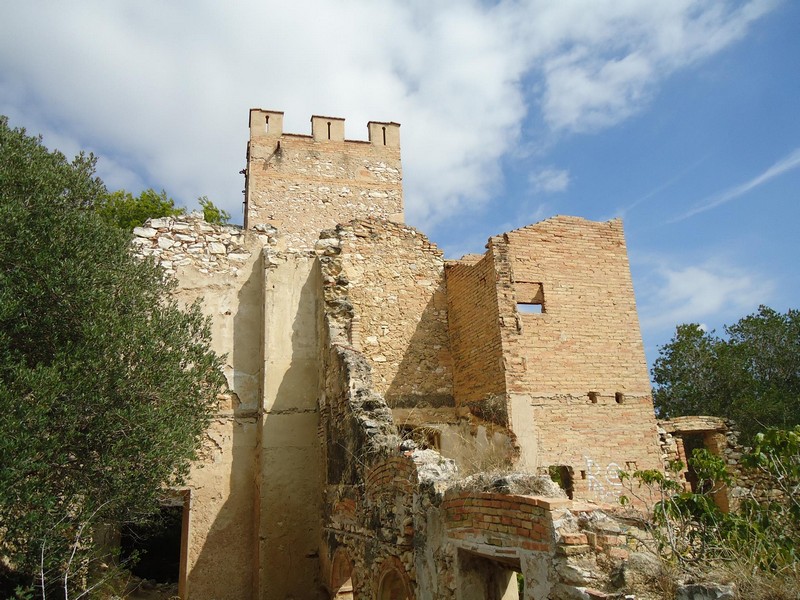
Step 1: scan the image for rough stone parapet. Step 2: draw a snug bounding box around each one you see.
[131,212,276,275]
[317,219,454,405]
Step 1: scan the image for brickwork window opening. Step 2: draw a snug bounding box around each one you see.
[265,114,269,134]
[615,392,625,404]
[588,391,598,404]
[382,125,387,145]
[548,465,575,499]
[400,425,441,451]
[514,281,544,314]
[327,121,331,140]
[517,302,542,314]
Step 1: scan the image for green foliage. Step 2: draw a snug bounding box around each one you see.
[94,188,185,230]
[0,117,225,597]
[653,307,800,441]
[198,195,230,225]
[623,428,799,584]
[94,188,232,231]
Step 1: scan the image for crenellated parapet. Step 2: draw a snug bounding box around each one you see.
[248,109,400,148]
[244,109,404,246]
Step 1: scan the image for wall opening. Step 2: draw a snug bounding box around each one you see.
[382,126,387,145]
[548,465,574,499]
[400,424,441,451]
[265,114,270,134]
[120,501,185,592]
[458,551,522,600]
[514,282,545,315]
[330,550,355,600]
[378,566,411,600]
[588,391,598,404]
[615,392,624,404]
[682,434,709,494]
[516,302,542,314]
[327,121,332,140]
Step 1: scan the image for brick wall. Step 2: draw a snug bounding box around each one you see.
[445,253,506,406]
[246,112,403,250]
[335,220,454,406]
[493,217,660,497]
[496,216,650,395]
[442,492,554,553]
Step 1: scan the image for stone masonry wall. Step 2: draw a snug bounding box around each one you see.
[246,110,403,250]
[445,253,506,407]
[131,213,275,276]
[659,417,786,511]
[321,219,454,407]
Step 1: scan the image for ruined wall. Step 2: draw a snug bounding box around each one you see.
[446,253,506,407]
[441,489,647,600]
[659,416,787,512]
[320,220,454,408]
[488,217,661,501]
[133,214,269,598]
[245,110,403,250]
[496,217,650,395]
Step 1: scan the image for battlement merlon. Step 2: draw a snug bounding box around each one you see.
[248,108,400,148]
[244,108,404,240]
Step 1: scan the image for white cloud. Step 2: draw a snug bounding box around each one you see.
[530,168,570,193]
[0,0,780,228]
[674,147,800,222]
[637,259,773,332]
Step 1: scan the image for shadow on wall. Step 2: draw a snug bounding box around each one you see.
[383,292,454,410]
[258,255,323,598]
[189,253,263,599]
[385,294,516,475]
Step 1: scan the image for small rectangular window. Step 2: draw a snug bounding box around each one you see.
[517,302,543,314]
[515,281,544,314]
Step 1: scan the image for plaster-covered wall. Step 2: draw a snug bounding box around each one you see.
[257,252,323,599]
[133,214,268,598]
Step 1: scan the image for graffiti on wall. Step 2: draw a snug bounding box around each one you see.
[584,457,623,501]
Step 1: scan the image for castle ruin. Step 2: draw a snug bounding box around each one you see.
[131,109,674,599]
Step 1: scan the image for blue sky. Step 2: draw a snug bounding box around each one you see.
[1,0,798,369]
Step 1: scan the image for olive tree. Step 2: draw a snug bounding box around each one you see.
[0,117,225,597]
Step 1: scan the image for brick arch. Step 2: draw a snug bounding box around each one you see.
[376,556,413,600]
[330,547,355,600]
[365,456,417,503]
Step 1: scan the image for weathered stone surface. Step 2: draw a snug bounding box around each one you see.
[133,226,157,238]
[676,583,736,600]
[131,213,262,276]
[143,108,694,600]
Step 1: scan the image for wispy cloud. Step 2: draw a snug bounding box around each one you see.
[672,148,800,222]
[530,167,570,194]
[616,155,708,218]
[637,258,773,332]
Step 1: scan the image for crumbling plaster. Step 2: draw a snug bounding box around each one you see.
[126,110,739,600]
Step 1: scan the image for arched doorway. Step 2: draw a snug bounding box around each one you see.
[378,566,411,600]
